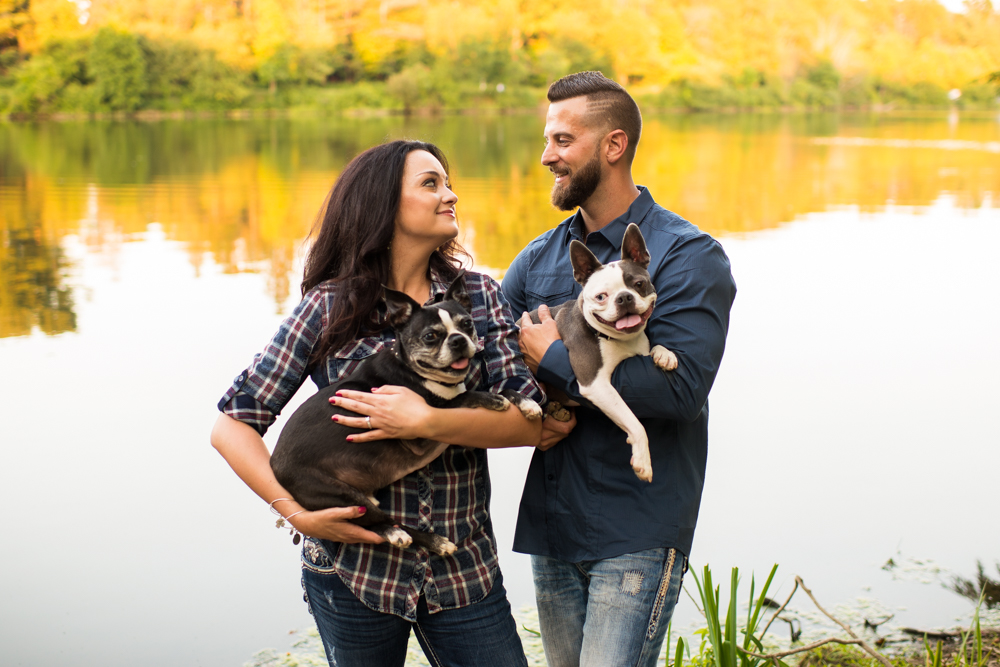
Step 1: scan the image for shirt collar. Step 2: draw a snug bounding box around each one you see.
[429,267,450,303]
[567,186,655,250]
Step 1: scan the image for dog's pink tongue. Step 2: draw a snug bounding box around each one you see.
[450,358,470,370]
[615,314,643,330]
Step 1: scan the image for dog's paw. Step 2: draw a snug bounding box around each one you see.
[427,535,458,556]
[651,345,678,371]
[545,401,573,423]
[385,527,413,548]
[517,397,543,421]
[630,454,653,483]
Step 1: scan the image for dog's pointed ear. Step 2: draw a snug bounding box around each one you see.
[444,270,472,311]
[384,287,421,328]
[621,223,650,269]
[570,241,603,285]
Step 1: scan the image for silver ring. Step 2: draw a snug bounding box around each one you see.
[365,416,372,429]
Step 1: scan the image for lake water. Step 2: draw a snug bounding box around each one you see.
[1,111,998,666]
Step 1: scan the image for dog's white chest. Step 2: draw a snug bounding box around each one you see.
[597,333,650,377]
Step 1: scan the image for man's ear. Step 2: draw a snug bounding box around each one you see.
[570,240,604,285]
[604,129,629,165]
[443,270,471,311]
[384,287,421,328]
[621,223,650,268]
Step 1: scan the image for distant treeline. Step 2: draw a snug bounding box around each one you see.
[1,0,999,117]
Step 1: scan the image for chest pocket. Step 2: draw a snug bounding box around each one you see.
[326,337,390,382]
[524,273,578,313]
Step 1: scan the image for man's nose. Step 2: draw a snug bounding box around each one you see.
[541,142,557,166]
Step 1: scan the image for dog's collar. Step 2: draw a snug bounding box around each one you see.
[586,321,614,341]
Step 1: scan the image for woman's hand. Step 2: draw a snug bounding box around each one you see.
[329,385,435,442]
[290,505,386,544]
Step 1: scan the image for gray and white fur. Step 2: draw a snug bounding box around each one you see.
[524,223,677,482]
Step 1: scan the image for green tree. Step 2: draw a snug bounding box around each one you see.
[87,27,147,112]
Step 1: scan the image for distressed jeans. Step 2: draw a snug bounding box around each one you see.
[531,547,686,667]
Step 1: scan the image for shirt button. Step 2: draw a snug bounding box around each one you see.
[547,474,555,481]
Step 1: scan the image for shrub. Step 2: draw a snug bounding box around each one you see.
[841,75,878,107]
[5,38,89,114]
[87,28,147,112]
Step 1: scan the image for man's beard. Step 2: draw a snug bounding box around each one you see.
[551,148,602,211]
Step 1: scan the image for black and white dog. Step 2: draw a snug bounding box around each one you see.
[523,223,677,483]
[271,274,542,555]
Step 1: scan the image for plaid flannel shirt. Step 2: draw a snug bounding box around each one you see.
[217,270,543,621]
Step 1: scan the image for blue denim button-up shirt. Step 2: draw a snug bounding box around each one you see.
[501,187,736,562]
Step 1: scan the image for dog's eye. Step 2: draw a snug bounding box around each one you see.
[458,319,474,333]
[634,280,645,290]
[422,332,440,343]
[595,293,607,302]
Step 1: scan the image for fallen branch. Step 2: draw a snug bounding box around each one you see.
[900,627,961,640]
[739,636,864,660]
[795,575,894,667]
[761,577,799,637]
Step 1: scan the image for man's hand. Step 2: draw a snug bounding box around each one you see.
[518,305,562,374]
[538,407,576,451]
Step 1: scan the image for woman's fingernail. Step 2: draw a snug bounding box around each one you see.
[346,436,353,442]
[357,506,366,515]
[335,391,343,397]
[332,415,339,422]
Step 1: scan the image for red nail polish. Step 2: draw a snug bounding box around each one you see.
[332,415,339,422]
[346,436,353,442]
[358,506,366,515]
[335,391,343,397]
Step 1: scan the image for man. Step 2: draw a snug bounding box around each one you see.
[501,71,737,667]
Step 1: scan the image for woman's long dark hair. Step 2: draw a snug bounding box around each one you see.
[302,140,468,364]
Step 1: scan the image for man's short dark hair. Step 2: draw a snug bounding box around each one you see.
[547,71,642,162]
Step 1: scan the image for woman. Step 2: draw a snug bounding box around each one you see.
[211,140,543,666]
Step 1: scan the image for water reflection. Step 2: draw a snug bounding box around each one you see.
[0,112,997,335]
[0,194,76,337]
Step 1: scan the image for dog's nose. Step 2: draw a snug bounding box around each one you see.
[447,334,468,351]
[615,292,634,307]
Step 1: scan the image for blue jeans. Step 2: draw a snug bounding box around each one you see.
[531,548,686,667]
[301,562,527,667]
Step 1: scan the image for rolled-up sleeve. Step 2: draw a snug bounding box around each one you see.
[217,289,327,435]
